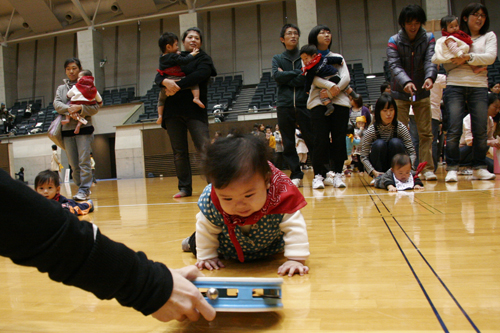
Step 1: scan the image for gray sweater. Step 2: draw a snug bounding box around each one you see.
[53,79,99,132]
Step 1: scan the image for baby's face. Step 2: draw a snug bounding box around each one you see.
[214,172,269,217]
[167,40,179,53]
[301,53,316,66]
[356,121,365,129]
[392,164,412,183]
[446,19,459,34]
[36,181,60,200]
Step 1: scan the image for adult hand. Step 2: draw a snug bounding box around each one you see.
[371,170,382,178]
[277,260,309,277]
[195,258,225,271]
[278,67,283,72]
[422,78,433,91]
[68,104,83,114]
[404,82,417,96]
[151,266,216,322]
[329,85,340,97]
[450,57,468,65]
[162,79,181,96]
[319,89,329,100]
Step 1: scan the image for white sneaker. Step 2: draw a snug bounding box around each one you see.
[291,178,302,187]
[312,174,325,189]
[445,170,458,182]
[472,169,496,180]
[324,171,335,186]
[333,173,346,188]
[423,171,437,180]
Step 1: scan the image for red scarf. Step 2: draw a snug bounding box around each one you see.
[414,162,427,180]
[302,54,322,74]
[210,162,307,262]
[75,76,97,100]
[442,30,473,46]
[157,65,186,77]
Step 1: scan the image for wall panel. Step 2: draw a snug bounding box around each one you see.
[35,38,55,106]
[17,42,35,100]
[210,9,234,77]
[117,24,138,88]
[53,34,77,95]
[235,6,259,83]
[261,2,287,74]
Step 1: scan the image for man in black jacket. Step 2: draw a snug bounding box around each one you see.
[387,5,438,181]
[0,168,215,323]
[272,24,314,187]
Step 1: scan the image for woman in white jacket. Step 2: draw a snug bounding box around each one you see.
[432,3,497,182]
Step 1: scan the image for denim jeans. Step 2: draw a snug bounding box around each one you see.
[444,86,489,170]
[277,106,314,180]
[369,138,406,173]
[409,115,419,165]
[64,134,94,194]
[310,104,349,176]
[396,97,434,172]
[431,119,444,172]
[459,145,494,173]
[164,116,209,195]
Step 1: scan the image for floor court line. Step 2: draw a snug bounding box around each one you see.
[364,177,481,332]
[359,176,449,331]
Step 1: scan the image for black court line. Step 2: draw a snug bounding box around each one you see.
[358,177,449,331]
[359,176,480,332]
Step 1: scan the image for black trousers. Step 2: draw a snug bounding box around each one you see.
[164,116,210,195]
[277,106,314,180]
[311,104,349,176]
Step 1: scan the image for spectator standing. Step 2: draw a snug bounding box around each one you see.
[433,3,497,182]
[387,4,438,181]
[274,124,285,169]
[158,27,217,198]
[272,24,314,187]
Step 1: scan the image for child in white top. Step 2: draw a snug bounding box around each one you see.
[432,15,485,73]
[181,134,310,277]
[65,70,103,134]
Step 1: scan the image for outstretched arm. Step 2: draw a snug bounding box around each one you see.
[0,169,215,322]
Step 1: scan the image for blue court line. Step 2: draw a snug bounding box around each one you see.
[361,177,480,332]
[360,177,449,332]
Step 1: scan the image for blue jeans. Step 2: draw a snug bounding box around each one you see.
[432,119,444,172]
[369,138,406,174]
[64,134,94,194]
[459,145,494,173]
[444,86,489,170]
[164,116,209,195]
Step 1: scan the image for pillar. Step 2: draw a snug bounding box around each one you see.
[296,0,317,47]
[0,45,18,107]
[77,29,105,93]
[179,12,199,51]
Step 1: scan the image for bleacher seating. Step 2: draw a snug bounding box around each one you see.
[248,72,276,111]
[134,74,243,123]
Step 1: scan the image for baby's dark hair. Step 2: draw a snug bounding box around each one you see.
[35,170,60,189]
[380,81,391,94]
[391,153,411,169]
[158,32,178,53]
[80,69,93,77]
[51,144,57,150]
[300,44,318,56]
[201,134,272,189]
[440,15,458,30]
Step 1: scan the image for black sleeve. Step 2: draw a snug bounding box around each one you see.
[326,56,344,65]
[173,53,195,65]
[0,169,173,316]
[177,53,215,90]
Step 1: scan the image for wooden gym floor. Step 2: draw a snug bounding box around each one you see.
[1,166,499,332]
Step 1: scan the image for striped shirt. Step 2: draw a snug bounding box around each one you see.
[360,121,416,176]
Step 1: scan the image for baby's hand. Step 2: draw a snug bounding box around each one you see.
[414,185,425,191]
[387,185,398,192]
[191,48,200,56]
[277,260,309,277]
[195,258,225,271]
